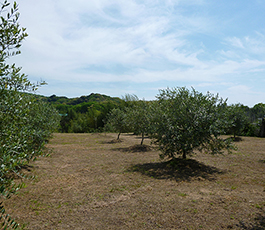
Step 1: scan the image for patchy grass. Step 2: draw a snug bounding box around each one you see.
[4,133,265,229]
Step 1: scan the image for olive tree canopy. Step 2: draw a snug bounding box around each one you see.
[151,87,234,159]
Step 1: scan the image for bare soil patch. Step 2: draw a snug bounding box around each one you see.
[4,133,265,229]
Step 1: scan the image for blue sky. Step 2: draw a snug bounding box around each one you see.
[12,0,265,106]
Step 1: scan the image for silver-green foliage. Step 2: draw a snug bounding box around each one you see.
[0,1,60,228]
[151,87,234,159]
[105,108,129,140]
[226,104,249,138]
[126,100,154,145]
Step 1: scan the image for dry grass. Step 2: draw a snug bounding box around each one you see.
[4,133,265,229]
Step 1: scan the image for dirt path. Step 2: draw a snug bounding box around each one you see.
[4,133,265,229]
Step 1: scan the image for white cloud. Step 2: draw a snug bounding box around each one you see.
[224,33,265,57]
[225,37,245,49]
[8,0,265,106]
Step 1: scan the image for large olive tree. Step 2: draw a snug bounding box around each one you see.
[151,87,233,159]
[0,1,60,228]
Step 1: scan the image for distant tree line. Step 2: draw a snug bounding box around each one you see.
[47,92,265,138]
[44,94,123,133]
[225,103,265,137]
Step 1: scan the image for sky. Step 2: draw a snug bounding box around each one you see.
[10,0,265,107]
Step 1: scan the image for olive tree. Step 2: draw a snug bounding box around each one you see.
[126,100,154,145]
[105,108,128,140]
[0,1,60,228]
[226,104,249,138]
[150,87,233,159]
[121,93,139,107]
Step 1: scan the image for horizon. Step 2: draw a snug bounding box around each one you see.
[39,91,263,108]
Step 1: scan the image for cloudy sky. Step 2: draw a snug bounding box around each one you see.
[12,0,265,106]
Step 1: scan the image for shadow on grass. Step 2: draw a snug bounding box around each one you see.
[102,139,123,144]
[19,165,34,172]
[127,158,224,182]
[227,136,243,142]
[112,144,153,152]
[12,165,34,179]
[134,136,150,140]
[239,213,265,230]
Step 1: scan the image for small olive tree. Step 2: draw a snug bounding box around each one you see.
[105,108,128,140]
[150,87,233,159]
[126,100,154,145]
[226,104,249,138]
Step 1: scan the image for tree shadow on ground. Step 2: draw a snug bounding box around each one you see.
[239,213,265,230]
[12,165,34,179]
[134,136,150,139]
[127,158,224,182]
[18,165,34,172]
[227,136,243,142]
[112,144,153,152]
[102,139,123,144]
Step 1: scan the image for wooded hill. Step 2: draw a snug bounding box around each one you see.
[36,93,123,114]
[45,93,122,105]
[35,93,124,133]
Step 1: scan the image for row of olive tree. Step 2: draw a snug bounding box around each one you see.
[105,87,235,160]
[225,103,264,138]
[105,94,154,145]
[0,1,60,228]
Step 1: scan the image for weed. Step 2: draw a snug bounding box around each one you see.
[178,192,187,197]
[193,209,198,213]
[109,185,126,192]
[19,223,29,229]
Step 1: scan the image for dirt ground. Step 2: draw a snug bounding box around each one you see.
[4,133,265,229]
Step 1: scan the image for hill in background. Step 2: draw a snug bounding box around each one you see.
[41,93,123,106]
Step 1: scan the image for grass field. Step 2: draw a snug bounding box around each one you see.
[4,133,265,229]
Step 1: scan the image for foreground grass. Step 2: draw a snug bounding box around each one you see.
[4,133,265,229]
